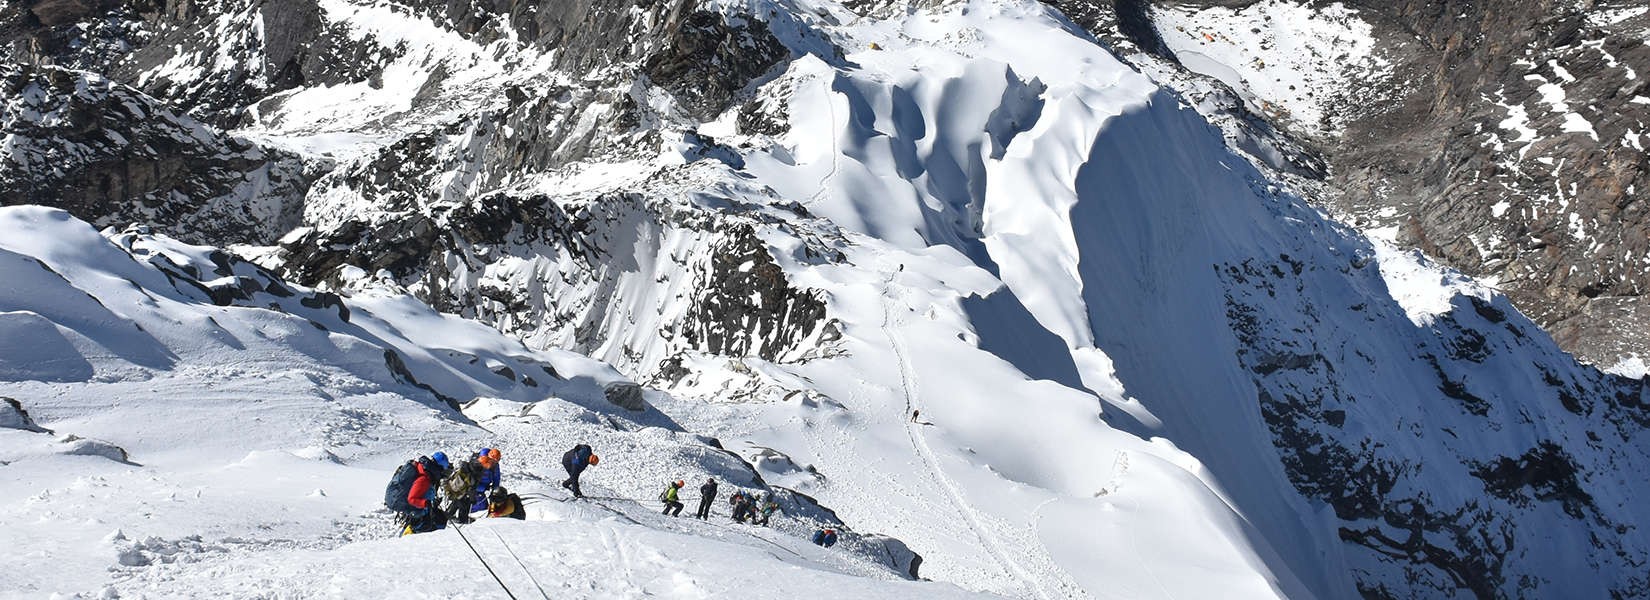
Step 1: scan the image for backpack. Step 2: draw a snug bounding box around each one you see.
[563,444,592,469]
[385,458,424,512]
[659,485,675,503]
[442,459,481,499]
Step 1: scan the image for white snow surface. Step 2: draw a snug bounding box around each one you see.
[1152,0,1388,137]
[7,0,1650,598]
[0,206,960,598]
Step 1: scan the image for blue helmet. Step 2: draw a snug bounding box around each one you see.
[431,452,451,469]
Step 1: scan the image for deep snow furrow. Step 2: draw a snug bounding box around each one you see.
[880,269,1053,600]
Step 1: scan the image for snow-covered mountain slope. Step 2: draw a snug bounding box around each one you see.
[1050,0,1650,368]
[0,206,943,597]
[3,0,1649,598]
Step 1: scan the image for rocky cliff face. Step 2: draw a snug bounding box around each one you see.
[1331,0,1650,369]
[0,63,311,243]
[1049,0,1650,369]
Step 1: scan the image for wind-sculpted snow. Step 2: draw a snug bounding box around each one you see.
[5,0,1650,598]
[711,1,1650,597]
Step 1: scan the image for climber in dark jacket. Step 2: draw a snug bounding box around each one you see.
[695,478,718,520]
[730,490,754,523]
[560,443,597,498]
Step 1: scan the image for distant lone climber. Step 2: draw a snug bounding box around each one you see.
[811,528,838,548]
[561,443,597,498]
[661,480,685,517]
[911,409,919,422]
[695,478,718,520]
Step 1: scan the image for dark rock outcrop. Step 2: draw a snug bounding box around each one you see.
[1,397,52,433]
[644,10,789,120]
[1217,251,1649,598]
[1328,0,1650,367]
[0,64,311,244]
[277,190,831,377]
[682,224,827,362]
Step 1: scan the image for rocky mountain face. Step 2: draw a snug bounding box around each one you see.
[0,63,311,243]
[1048,0,1650,368]
[1332,0,1650,369]
[4,0,1649,598]
[1,0,823,373]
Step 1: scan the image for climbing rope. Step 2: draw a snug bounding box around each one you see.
[489,528,552,600]
[452,523,520,600]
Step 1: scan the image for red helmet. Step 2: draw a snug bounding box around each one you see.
[587,454,599,466]
[674,480,685,488]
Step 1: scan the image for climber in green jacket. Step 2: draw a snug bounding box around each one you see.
[661,480,685,517]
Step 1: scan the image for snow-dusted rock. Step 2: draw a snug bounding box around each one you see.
[0,397,50,433]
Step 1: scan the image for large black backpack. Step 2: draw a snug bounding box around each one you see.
[385,457,426,512]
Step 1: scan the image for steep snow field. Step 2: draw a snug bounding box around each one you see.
[5,0,1649,598]
[676,1,1648,598]
[0,207,949,598]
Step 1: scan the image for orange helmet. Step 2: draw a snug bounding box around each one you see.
[488,448,501,461]
[674,480,685,488]
[587,454,599,466]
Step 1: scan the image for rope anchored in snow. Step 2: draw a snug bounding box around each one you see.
[490,527,552,600]
[452,523,520,600]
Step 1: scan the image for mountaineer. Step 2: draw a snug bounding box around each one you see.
[487,486,527,520]
[469,447,503,513]
[661,480,685,517]
[694,478,718,520]
[386,452,451,535]
[560,443,598,498]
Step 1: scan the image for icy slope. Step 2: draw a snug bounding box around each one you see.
[676,1,1648,598]
[3,0,1648,598]
[0,206,943,598]
[201,0,1647,596]
[118,506,981,599]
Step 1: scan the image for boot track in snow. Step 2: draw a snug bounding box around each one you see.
[880,267,1054,600]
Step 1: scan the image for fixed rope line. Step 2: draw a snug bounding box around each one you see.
[453,523,520,600]
[489,528,552,600]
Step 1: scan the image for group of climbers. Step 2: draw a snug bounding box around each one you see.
[387,442,850,553]
[657,478,779,526]
[387,447,526,535]
[727,489,779,525]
